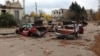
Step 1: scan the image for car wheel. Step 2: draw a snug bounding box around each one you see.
[75,33,78,37]
[73,34,76,40]
[72,33,78,40]
[57,35,64,39]
[28,32,33,37]
[57,36,60,39]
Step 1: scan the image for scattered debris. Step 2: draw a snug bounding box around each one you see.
[0,32,15,36]
[57,44,66,47]
[41,38,56,44]
[58,40,86,46]
[77,54,81,56]
[58,40,71,46]
[30,49,33,51]
[18,36,26,41]
[72,42,86,46]
[71,46,75,48]
[43,47,53,56]
[10,45,14,47]
[84,39,91,42]
[89,30,100,33]
[41,47,53,56]
[44,38,56,42]
[0,34,18,39]
[45,38,53,42]
[31,44,35,45]
[90,33,100,56]
[49,34,54,37]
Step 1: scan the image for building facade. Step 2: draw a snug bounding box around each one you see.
[0,0,23,25]
[52,9,94,21]
[52,9,68,21]
[22,15,35,24]
[86,9,94,21]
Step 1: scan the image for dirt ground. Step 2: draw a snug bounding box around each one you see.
[90,33,100,56]
[0,22,100,56]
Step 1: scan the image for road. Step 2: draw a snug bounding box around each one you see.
[0,22,99,56]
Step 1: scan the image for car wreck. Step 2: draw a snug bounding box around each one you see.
[16,20,48,37]
[55,21,84,39]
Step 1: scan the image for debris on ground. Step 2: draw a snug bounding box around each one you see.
[72,42,86,46]
[31,44,35,45]
[49,34,54,37]
[59,40,71,45]
[41,47,53,56]
[44,38,56,42]
[30,50,33,51]
[77,54,81,56]
[18,36,26,41]
[10,45,15,47]
[44,38,53,42]
[41,38,56,44]
[58,40,86,47]
[0,34,18,39]
[57,44,66,47]
[43,48,53,56]
[90,33,100,56]
[84,39,91,42]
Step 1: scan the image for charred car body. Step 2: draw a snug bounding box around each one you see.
[16,20,48,37]
[55,21,84,39]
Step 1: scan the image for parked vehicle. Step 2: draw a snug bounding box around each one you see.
[16,21,48,37]
[55,21,84,39]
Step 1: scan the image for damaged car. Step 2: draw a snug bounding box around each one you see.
[16,20,48,37]
[55,21,84,39]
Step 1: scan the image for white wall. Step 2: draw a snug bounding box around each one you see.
[0,8,23,21]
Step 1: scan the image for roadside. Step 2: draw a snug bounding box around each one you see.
[90,33,100,56]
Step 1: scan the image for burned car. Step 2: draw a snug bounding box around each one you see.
[55,21,84,39]
[16,20,48,37]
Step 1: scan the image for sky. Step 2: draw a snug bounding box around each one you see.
[0,0,98,14]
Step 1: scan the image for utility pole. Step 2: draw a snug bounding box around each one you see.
[98,0,100,11]
[23,0,25,16]
[35,2,37,16]
[13,0,14,3]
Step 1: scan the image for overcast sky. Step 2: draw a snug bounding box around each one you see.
[0,0,98,14]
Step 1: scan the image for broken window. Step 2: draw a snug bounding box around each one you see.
[1,10,6,14]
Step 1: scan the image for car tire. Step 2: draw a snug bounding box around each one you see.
[72,33,77,40]
[73,33,78,40]
[73,34,76,40]
[57,35,65,39]
[57,36,60,39]
[38,34,41,37]
[28,32,33,37]
[75,33,78,37]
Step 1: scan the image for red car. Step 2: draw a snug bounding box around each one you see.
[16,23,48,37]
[55,21,84,39]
